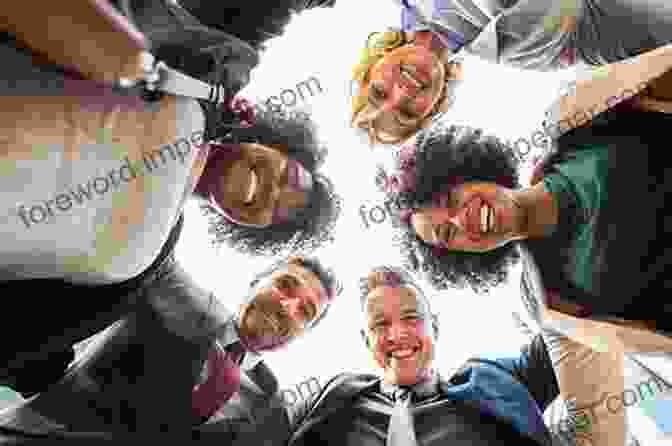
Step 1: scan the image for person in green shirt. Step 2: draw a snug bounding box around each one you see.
[379,106,672,349]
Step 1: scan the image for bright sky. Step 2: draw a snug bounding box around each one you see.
[172,0,665,443]
[176,0,564,384]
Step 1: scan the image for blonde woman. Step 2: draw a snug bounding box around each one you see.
[351,0,672,146]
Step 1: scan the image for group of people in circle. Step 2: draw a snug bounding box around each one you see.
[2,0,672,445]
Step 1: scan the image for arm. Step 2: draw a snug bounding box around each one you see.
[141,255,235,343]
[0,0,148,84]
[496,332,628,446]
[546,44,672,138]
[540,329,627,446]
[397,0,580,70]
[544,308,672,358]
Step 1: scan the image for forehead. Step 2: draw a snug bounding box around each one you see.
[260,262,325,292]
[365,285,430,318]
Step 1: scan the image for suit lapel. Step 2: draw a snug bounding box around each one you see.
[288,373,379,446]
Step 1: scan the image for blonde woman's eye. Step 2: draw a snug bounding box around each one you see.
[369,84,385,102]
[396,109,417,126]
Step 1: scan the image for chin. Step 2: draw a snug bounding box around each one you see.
[387,369,422,386]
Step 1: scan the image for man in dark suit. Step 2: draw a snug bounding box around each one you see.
[0,255,340,444]
[257,265,628,446]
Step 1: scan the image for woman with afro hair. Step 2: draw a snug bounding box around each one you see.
[195,106,341,257]
[381,112,672,355]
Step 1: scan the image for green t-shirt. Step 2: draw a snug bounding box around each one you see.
[542,145,611,295]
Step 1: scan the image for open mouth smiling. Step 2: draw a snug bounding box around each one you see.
[465,196,498,238]
[387,345,420,362]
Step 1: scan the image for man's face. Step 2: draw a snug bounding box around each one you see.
[364,285,435,385]
[239,259,327,351]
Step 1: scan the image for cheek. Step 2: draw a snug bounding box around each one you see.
[371,335,387,364]
[410,94,435,114]
[413,319,431,339]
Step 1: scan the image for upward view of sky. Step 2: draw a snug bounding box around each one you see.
[175,0,559,391]
[169,0,664,443]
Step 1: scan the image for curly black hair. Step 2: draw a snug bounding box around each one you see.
[199,106,342,257]
[384,122,522,293]
[248,255,342,329]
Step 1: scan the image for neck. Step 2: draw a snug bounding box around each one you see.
[383,367,436,387]
[511,182,559,240]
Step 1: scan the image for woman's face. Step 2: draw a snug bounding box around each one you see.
[411,182,526,253]
[208,143,312,226]
[364,38,446,138]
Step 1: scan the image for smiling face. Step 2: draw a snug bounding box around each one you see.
[203,143,313,226]
[239,260,328,351]
[361,38,446,142]
[412,182,527,253]
[364,285,435,385]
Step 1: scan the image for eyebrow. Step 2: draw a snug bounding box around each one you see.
[400,307,420,317]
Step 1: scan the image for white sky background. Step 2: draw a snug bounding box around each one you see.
[174,1,665,443]
[175,0,567,386]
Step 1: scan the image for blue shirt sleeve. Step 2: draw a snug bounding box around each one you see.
[492,333,560,412]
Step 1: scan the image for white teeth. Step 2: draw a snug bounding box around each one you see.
[489,206,495,232]
[389,348,416,359]
[481,204,496,233]
[246,170,257,203]
[481,204,488,233]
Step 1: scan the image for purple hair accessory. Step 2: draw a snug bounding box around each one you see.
[432,192,451,208]
[225,96,257,128]
[399,209,414,225]
[383,271,403,287]
[386,175,400,192]
[395,170,417,192]
[431,244,450,256]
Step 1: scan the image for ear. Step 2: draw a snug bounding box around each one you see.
[431,313,440,340]
[446,62,463,81]
[360,328,370,349]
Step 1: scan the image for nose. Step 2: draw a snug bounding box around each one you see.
[386,321,410,342]
[278,294,305,321]
[378,84,410,114]
[447,205,469,231]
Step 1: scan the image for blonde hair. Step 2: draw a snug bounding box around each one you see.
[350,31,462,146]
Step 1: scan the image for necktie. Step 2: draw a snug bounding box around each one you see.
[387,387,418,446]
[191,341,245,421]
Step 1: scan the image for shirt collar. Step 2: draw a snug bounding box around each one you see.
[218,316,263,370]
[378,369,440,402]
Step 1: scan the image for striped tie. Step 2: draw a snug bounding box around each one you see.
[387,388,418,446]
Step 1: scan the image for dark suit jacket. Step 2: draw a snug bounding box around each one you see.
[277,334,559,446]
[0,254,280,445]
